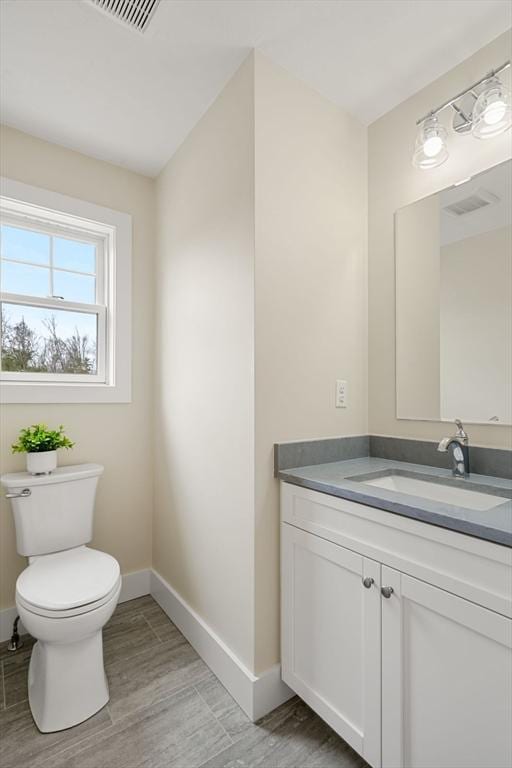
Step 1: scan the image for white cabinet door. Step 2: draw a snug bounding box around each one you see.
[381,565,512,768]
[281,523,381,767]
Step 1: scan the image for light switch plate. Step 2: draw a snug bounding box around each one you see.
[336,379,347,408]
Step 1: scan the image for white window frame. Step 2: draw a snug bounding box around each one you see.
[1,213,107,384]
[0,178,132,403]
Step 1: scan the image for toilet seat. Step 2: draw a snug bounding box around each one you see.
[16,546,120,618]
[17,578,121,619]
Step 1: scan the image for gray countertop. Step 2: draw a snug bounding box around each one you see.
[278,457,512,547]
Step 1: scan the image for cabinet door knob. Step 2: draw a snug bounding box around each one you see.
[381,586,394,598]
[362,577,374,589]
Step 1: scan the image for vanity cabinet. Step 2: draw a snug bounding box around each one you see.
[281,482,512,768]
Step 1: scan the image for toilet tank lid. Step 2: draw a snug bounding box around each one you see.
[1,463,104,490]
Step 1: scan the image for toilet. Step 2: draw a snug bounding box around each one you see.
[1,463,120,733]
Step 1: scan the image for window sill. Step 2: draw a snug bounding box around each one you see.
[0,379,131,404]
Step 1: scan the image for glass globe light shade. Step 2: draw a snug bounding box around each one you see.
[471,77,512,139]
[412,115,449,169]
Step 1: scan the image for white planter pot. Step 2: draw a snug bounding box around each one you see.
[26,451,57,475]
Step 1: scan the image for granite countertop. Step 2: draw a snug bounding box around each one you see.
[278,457,512,547]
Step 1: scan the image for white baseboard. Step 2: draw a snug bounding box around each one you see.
[251,662,294,721]
[150,569,293,721]
[119,568,151,603]
[0,568,151,643]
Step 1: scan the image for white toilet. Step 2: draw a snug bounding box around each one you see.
[1,463,121,733]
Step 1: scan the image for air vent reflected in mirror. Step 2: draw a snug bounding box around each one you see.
[86,0,160,34]
[443,188,499,217]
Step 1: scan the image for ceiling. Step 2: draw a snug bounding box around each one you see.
[1,0,510,176]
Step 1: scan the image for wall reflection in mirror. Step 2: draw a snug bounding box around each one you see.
[395,159,512,425]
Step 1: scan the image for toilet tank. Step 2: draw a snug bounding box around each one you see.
[1,464,104,557]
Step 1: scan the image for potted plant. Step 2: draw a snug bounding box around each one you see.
[12,424,74,475]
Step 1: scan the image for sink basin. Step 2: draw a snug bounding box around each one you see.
[352,472,508,511]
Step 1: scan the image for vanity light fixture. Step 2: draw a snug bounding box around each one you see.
[412,61,511,170]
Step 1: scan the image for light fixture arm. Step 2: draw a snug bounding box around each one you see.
[416,61,510,126]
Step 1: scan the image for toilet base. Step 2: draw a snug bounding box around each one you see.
[28,631,109,733]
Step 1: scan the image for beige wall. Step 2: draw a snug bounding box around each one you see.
[368,29,512,449]
[153,57,256,669]
[395,195,440,420]
[253,52,368,672]
[153,52,368,675]
[440,227,512,424]
[0,125,155,608]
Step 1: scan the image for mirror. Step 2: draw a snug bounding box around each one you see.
[395,159,512,425]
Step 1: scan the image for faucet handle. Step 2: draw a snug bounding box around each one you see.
[454,419,468,441]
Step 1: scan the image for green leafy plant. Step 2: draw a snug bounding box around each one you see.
[11,424,74,454]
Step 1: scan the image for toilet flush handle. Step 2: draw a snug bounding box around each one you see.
[5,488,31,499]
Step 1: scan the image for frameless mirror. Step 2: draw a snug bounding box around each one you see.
[395,159,512,425]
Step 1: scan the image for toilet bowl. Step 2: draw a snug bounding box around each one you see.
[16,546,121,732]
[1,463,120,733]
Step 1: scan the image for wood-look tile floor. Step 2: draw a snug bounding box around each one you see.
[0,596,369,768]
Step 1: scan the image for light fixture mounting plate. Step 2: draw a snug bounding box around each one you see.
[451,82,489,134]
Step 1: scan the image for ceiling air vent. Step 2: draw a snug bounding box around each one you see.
[87,0,160,33]
[443,188,499,217]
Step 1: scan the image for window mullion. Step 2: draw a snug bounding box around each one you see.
[49,234,55,298]
[2,257,96,278]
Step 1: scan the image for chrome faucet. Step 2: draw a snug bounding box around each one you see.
[437,419,470,479]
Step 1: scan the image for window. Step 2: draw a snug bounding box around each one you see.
[1,220,106,382]
[0,178,132,403]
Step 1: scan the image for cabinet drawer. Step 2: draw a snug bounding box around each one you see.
[281,482,512,617]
